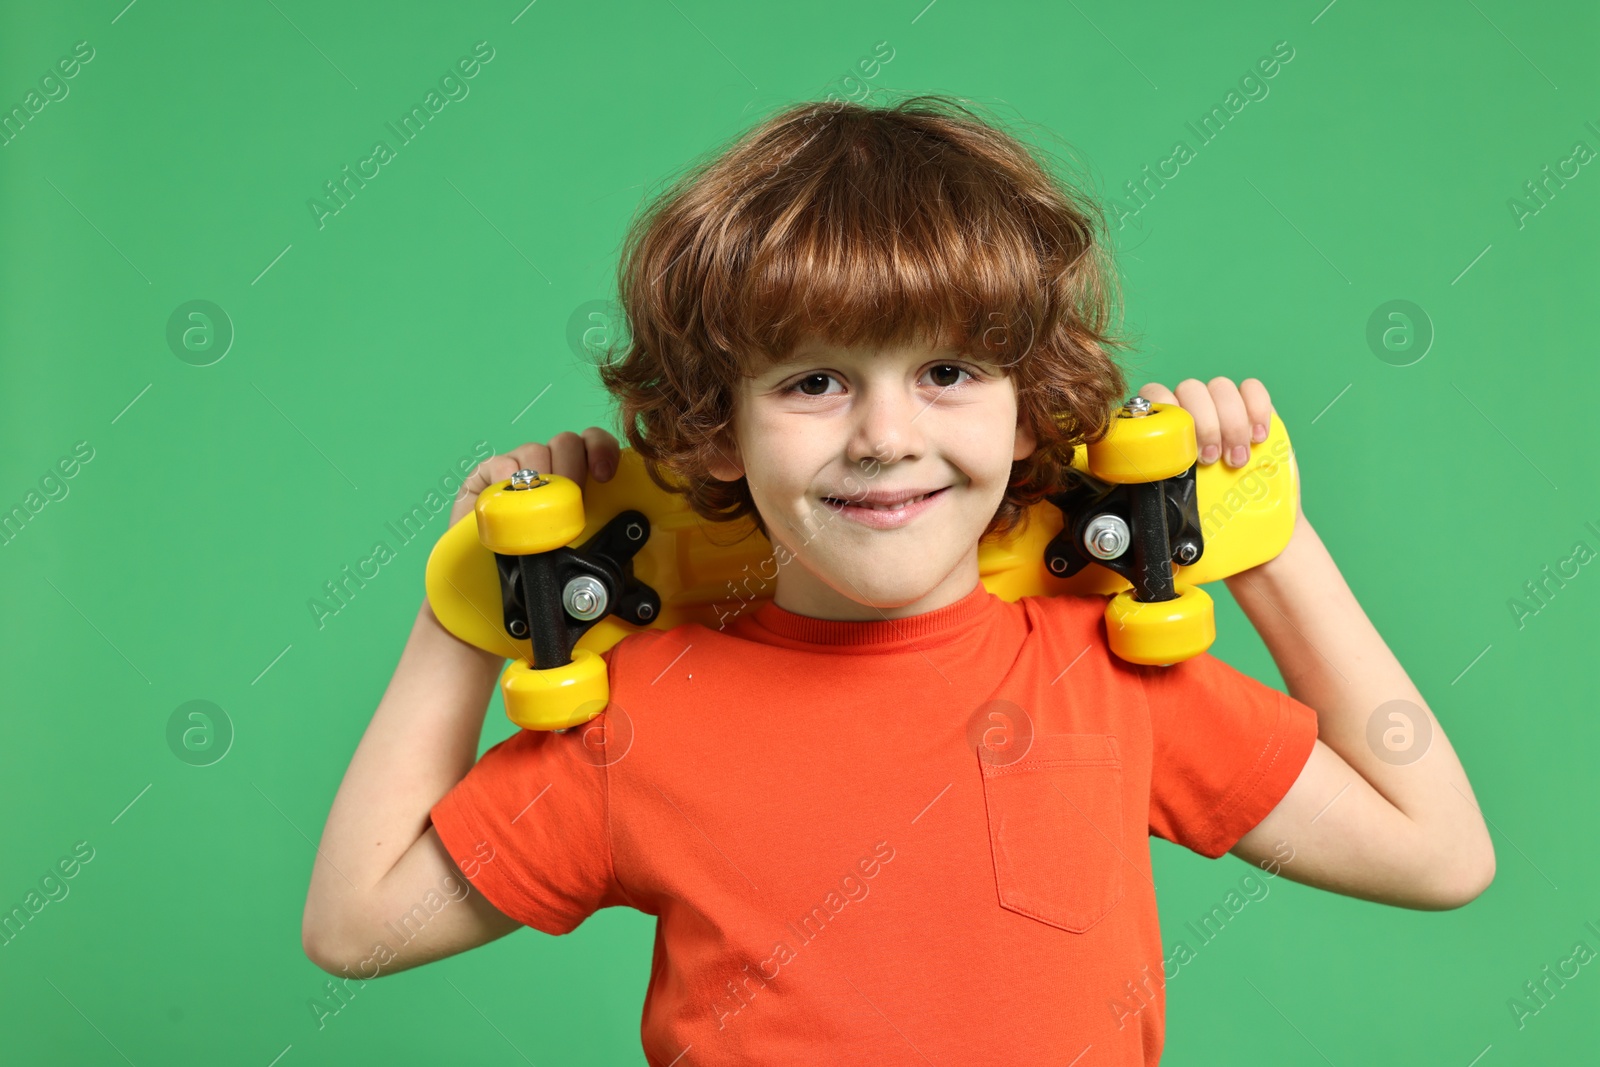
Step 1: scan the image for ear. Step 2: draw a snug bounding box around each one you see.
[1012,414,1038,462]
[704,431,745,482]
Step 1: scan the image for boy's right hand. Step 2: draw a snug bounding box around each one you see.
[448,428,621,526]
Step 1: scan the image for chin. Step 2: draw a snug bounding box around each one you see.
[827,566,945,610]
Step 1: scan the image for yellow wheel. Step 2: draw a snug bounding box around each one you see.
[1085,400,1198,484]
[475,471,586,555]
[500,647,610,731]
[1103,582,1215,665]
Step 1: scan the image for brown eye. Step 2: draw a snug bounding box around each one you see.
[794,373,836,396]
[927,364,971,388]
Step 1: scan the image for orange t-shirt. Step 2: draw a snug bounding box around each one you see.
[429,582,1319,1065]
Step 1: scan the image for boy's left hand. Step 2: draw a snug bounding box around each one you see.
[1133,376,1301,521]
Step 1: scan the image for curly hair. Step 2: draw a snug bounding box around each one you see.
[594,93,1132,544]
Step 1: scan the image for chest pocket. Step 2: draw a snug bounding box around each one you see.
[978,732,1125,933]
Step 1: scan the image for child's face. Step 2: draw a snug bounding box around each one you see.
[706,336,1037,620]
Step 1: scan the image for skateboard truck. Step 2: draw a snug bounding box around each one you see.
[1045,396,1217,667]
[477,468,660,731]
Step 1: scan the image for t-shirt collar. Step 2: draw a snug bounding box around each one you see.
[740,581,998,652]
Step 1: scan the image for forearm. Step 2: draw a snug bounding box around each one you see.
[1224,513,1492,880]
[304,600,504,937]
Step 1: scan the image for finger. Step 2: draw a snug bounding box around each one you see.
[1206,377,1252,467]
[581,426,622,481]
[452,450,537,522]
[1239,378,1275,443]
[545,431,589,488]
[1135,382,1178,406]
[498,442,556,485]
[1172,378,1221,464]
[466,449,543,498]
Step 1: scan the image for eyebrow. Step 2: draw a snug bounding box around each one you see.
[779,344,972,364]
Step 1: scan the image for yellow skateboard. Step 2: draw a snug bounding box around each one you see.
[425,398,1299,730]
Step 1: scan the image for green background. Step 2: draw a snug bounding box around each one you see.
[2,0,1596,1063]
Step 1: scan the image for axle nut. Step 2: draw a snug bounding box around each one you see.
[1083,514,1130,560]
[563,576,609,621]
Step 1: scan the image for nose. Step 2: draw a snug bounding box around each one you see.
[846,379,925,467]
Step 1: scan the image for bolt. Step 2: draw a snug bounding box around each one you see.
[638,602,655,620]
[563,576,609,621]
[509,468,548,490]
[1048,556,1067,574]
[625,522,644,541]
[1083,514,1130,560]
[509,619,528,637]
[1123,396,1151,418]
[1175,542,1199,565]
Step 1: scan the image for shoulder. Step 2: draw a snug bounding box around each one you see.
[1011,592,1152,691]
[1014,591,1109,635]
[602,624,682,669]
[602,618,751,674]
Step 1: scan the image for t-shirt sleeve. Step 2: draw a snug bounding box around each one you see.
[1138,651,1320,859]
[428,650,626,935]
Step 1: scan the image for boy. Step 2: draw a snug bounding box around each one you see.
[302,96,1494,1064]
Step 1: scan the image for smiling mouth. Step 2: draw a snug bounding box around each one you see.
[822,488,947,512]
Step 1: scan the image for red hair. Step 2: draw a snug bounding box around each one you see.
[595,94,1132,543]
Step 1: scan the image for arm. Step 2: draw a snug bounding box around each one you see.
[301,429,621,975]
[300,601,521,976]
[1135,376,1494,910]
[1225,514,1495,909]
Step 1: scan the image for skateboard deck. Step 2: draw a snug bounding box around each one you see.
[425,403,1299,728]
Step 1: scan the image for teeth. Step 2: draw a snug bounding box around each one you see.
[862,492,928,511]
[825,489,939,511]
